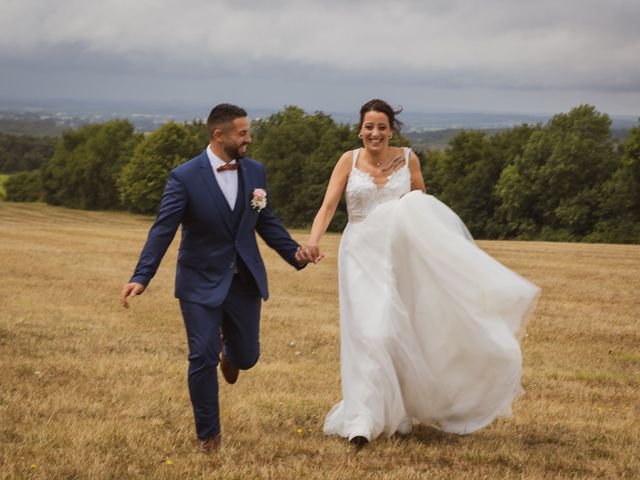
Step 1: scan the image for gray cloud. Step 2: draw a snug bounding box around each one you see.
[1,0,639,114]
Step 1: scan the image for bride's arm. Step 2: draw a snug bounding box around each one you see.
[409,151,426,192]
[306,152,352,260]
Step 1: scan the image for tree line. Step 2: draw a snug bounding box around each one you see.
[3,105,639,243]
[0,132,56,173]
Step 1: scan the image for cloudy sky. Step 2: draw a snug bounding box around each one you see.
[1,0,639,116]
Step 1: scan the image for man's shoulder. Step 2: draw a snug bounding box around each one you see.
[171,150,208,177]
[240,156,264,171]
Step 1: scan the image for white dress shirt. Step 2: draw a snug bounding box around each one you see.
[207,145,238,209]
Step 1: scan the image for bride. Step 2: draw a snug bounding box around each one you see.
[305,99,540,446]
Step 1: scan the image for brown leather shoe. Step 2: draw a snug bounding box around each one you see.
[219,352,239,384]
[200,433,221,452]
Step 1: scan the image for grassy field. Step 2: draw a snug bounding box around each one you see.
[0,202,638,479]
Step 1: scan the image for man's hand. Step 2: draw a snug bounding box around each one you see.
[295,246,312,265]
[296,244,324,265]
[119,282,145,308]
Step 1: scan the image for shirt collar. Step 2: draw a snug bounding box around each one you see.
[207,145,237,169]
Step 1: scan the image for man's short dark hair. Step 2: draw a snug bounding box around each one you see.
[207,103,248,137]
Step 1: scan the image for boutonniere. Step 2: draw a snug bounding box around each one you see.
[251,188,267,212]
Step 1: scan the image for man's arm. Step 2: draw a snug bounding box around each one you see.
[253,167,310,268]
[255,200,309,269]
[120,173,187,307]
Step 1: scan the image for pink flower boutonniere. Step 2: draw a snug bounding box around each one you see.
[251,188,267,212]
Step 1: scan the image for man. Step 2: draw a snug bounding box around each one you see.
[119,103,313,452]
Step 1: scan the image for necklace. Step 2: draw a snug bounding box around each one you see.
[366,150,404,172]
[372,153,387,168]
[379,156,405,173]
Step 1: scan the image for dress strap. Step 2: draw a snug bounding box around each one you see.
[352,148,360,169]
[403,147,411,164]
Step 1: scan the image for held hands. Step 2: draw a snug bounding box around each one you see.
[295,244,325,265]
[305,243,324,263]
[119,282,145,308]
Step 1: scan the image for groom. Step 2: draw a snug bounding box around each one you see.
[119,103,312,452]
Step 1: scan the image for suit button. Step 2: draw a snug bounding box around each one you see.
[234,241,238,246]
[230,262,236,270]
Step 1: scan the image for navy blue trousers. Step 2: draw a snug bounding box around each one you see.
[179,271,261,440]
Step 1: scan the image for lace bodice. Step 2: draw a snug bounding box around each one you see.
[345,148,411,223]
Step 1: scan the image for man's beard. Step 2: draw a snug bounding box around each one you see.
[224,142,247,160]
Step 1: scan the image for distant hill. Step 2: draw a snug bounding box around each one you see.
[0,102,636,142]
[0,112,68,136]
[406,127,632,151]
[404,128,504,151]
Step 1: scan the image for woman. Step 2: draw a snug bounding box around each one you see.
[306,99,540,446]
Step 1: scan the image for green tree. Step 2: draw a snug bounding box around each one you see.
[248,107,355,230]
[0,133,56,173]
[42,120,142,209]
[420,148,445,196]
[118,121,208,214]
[587,121,640,243]
[495,105,616,239]
[438,131,501,236]
[419,132,499,237]
[485,124,539,237]
[419,125,537,238]
[4,170,43,202]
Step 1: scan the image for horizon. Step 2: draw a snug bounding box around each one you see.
[1,95,638,119]
[1,97,637,133]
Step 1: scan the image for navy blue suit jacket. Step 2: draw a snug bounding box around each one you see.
[130,150,302,307]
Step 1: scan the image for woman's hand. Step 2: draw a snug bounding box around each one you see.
[305,243,325,263]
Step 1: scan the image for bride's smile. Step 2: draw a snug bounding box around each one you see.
[360,111,392,152]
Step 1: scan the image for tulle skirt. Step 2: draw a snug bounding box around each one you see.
[323,191,540,441]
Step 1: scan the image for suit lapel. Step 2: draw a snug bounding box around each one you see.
[230,164,245,229]
[198,154,233,235]
[237,160,253,232]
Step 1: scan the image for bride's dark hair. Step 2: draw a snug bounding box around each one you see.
[358,99,403,133]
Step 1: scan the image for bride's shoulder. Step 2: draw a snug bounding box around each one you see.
[337,150,356,166]
[391,146,410,153]
[330,151,355,178]
[393,146,419,163]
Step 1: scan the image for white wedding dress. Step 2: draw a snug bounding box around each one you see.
[323,148,540,441]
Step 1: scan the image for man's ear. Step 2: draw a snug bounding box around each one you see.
[212,128,226,143]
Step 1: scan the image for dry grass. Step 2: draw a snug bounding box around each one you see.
[1,202,638,479]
